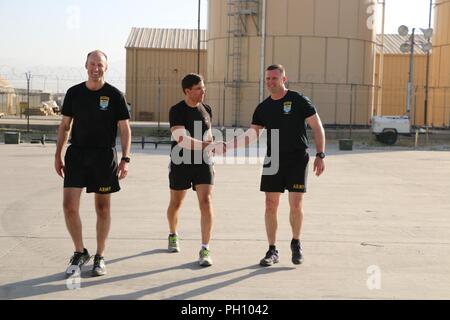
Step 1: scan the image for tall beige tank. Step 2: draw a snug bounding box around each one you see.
[430,0,450,127]
[206,0,377,127]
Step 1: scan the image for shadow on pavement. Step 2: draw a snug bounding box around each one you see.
[98,265,295,300]
[0,248,295,300]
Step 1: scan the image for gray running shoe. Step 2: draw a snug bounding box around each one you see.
[92,254,107,277]
[259,249,279,267]
[168,234,180,252]
[198,248,213,267]
[65,248,90,277]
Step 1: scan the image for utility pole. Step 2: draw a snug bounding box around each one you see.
[406,28,415,116]
[376,0,386,116]
[424,0,433,126]
[26,72,32,133]
[399,24,432,121]
[197,0,201,74]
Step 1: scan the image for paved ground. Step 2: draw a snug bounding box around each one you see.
[0,140,450,300]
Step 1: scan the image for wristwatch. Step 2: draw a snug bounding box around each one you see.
[315,152,326,159]
[121,156,131,163]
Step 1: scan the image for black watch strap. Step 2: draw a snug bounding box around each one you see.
[316,152,325,159]
[121,156,131,163]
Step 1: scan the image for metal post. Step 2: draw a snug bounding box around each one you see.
[26,72,32,133]
[406,28,415,115]
[157,77,161,134]
[259,0,267,103]
[350,84,354,138]
[415,129,419,148]
[197,0,201,74]
[424,0,433,126]
[222,78,226,127]
[376,0,386,116]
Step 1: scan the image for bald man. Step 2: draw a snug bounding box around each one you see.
[54,50,131,277]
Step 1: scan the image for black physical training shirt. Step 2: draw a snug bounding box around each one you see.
[169,100,212,165]
[252,90,317,155]
[62,82,130,148]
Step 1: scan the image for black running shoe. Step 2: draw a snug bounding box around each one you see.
[65,248,90,276]
[259,249,279,267]
[291,240,303,265]
[92,254,107,277]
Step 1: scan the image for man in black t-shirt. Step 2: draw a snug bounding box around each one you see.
[54,50,131,277]
[227,64,326,267]
[167,73,224,267]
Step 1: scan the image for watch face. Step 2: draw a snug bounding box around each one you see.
[317,152,325,159]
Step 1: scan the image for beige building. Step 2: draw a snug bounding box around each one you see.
[125,28,207,122]
[430,0,450,127]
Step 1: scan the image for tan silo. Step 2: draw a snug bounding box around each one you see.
[206,0,378,127]
[430,0,450,127]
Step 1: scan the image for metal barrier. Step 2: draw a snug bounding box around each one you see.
[31,134,57,145]
[28,135,171,148]
[131,136,171,149]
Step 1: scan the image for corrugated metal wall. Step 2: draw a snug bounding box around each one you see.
[430,0,450,127]
[126,48,207,121]
[375,54,427,125]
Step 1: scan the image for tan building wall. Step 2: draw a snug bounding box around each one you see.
[430,0,450,127]
[375,54,427,125]
[207,0,377,127]
[126,48,207,121]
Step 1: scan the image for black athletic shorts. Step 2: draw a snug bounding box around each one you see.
[64,145,120,194]
[260,149,309,193]
[169,163,214,191]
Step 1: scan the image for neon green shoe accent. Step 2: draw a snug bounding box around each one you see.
[168,234,180,252]
[199,248,213,266]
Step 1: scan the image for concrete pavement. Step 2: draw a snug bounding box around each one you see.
[0,141,450,300]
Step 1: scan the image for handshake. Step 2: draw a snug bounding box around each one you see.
[205,140,233,156]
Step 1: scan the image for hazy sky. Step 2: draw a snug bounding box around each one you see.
[0,0,433,92]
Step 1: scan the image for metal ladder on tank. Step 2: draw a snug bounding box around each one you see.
[227,0,260,127]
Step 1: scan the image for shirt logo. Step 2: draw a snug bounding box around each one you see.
[99,96,110,110]
[283,101,292,114]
